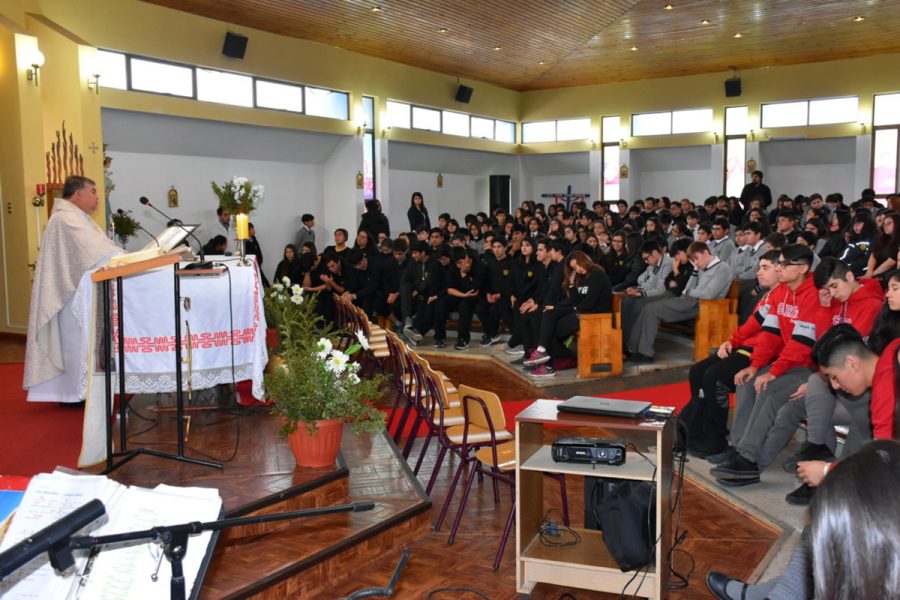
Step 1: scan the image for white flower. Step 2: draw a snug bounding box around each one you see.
[232,176,248,187]
[325,350,349,374]
[316,338,333,359]
[347,361,361,374]
[281,276,291,286]
[269,290,279,298]
[274,283,284,292]
[347,373,360,385]
[355,330,369,350]
[290,294,303,305]
[291,284,302,295]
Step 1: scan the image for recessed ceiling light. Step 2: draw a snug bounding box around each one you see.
[664,4,674,10]
[538,61,546,65]
[853,16,865,22]
[734,32,743,38]
[438,27,449,33]
[701,19,710,25]
[492,46,502,51]
[630,46,639,51]
[370,6,382,12]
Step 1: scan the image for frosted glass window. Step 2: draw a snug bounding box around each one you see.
[761,101,808,128]
[602,116,620,143]
[363,132,375,200]
[874,93,900,126]
[305,87,349,120]
[557,118,591,141]
[196,68,253,107]
[362,96,375,128]
[672,108,713,134]
[442,110,469,137]
[725,106,749,135]
[256,80,304,112]
[873,128,898,195]
[602,145,620,201]
[387,101,410,129]
[725,138,746,198]
[632,112,671,136]
[96,50,126,90]
[130,57,193,97]
[495,120,515,143]
[809,97,858,125]
[412,106,441,131]
[522,121,556,143]
[471,117,494,139]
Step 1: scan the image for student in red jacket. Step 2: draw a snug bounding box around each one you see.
[681,250,782,459]
[711,244,832,486]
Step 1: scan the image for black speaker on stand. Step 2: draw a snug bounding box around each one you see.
[222,32,248,59]
[489,175,511,214]
[725,77,742,98]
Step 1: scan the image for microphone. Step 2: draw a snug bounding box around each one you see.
[139,196,210,269]
[0,499,106,579]
[118,209,160,247]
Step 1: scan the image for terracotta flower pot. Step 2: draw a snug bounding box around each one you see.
[286,417,344,468]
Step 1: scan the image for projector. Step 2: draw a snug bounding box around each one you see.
[551,437,626,466]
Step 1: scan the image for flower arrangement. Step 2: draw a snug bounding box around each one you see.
[264,277,385,437]
[111,209,139,247]
[211,176,264,214]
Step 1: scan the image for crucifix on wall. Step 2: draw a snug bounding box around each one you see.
[540,184,591,210]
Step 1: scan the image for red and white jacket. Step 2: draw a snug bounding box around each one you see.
[827,277,884,337]
[728,285,783,351]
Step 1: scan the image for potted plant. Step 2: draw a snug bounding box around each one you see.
[111,209,139,248]
[264,279,385,467]
[211,175,264,214]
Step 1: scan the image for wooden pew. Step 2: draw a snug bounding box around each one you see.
[576,308,623,379]
[693,280,740,360]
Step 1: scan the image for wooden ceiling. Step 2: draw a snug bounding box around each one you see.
[143,0,900,91]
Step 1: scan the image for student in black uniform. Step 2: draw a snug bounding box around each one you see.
[475,236,518,346]
[401,241,444,347]
[502,237,542,355]
[435,247,485,351]
[375,238,408,327]
[516,239,568,365]
[523,251,613,378]
[342,249,380,318]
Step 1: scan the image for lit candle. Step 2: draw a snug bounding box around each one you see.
[235,213,249,240]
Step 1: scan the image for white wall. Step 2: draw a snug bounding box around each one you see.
[759,137,858,201]
[629,145,721,202]
[519,152,591,205]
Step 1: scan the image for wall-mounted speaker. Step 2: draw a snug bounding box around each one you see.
[455,84,473,104]
[222,32,248,59]
[725,77,742,98]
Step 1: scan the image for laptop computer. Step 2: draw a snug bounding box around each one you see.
[556,396,651,418]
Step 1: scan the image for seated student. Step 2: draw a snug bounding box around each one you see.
[523,251,612,378]
[342,249,380,318]
[770,265,893,505]
[475,236,518,346]
[694,222,712,244]
[734,222,768,324]
[202,235,227,256]
[663,238,695,297]
[434,247,485,351]
[708,217,736,262]
[313,252,347,323]
[376,238,409,328]
[625,242,732,364]
[619,240,674,341]
[323,228,350,256]
[710,245,833,487]
[401,241,444,347]
[501,238,542,355]
[611,231,649,292]
[274,244,303,287]
[602,231,631,287]
[516,239,566,364]
[680,250,782,460]
[796,230,822,271]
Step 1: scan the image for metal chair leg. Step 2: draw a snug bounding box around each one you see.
[448,462,479,545]
[494,500,516,570]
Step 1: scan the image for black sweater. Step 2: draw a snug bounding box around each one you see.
[557,269,612,314]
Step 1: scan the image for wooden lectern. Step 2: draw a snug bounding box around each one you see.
[91,252,222,473]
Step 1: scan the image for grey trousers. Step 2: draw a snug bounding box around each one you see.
[621,292,672,343]
[736,366,814,467]
[732,365,769,442]
[626,296,699,357]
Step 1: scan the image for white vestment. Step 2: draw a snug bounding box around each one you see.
[24,198,121,401]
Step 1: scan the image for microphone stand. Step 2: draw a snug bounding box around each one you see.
[0,501,375,600]
[139,197,211,270]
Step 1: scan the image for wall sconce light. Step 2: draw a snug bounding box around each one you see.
[26,49,45,87]
[713,132,720,143]
[356,121,367,136]
[383,125,392,138]
[859,122,868,134]
[619,138,628,149]
[589,138,597,148]
[749,129,755,141]
[87,73,101,94]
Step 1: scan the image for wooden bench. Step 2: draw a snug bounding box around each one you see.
[576,312,623,378]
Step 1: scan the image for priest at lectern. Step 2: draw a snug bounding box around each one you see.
[23,176,121,403]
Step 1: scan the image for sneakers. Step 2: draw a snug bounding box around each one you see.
[504,345,525,356]
[710,453,759,480]
[434,338,447,349]
[785,483,815,506]
[528,364,556,379]
[783,442,836,473]
[402,334,418,348]
[704,446,737,465]
[403,326,423,343]
[510,354,527,365]
[480,333,501,346]
[627,353,653,365]
[454,340,469,351]
[522,349,551,367]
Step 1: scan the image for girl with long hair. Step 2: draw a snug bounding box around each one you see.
[861,212,899,282]
[274,244,302,285]
[407,191,430,231]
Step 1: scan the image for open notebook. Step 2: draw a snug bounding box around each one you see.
[106,225,200,267]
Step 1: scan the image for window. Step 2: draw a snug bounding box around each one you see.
[602,116,620,143]
[96,50,126,90]
[874,93,900,126]
[761,101,808,128]
[672,108,713,134]
[362,96,376,200]
[725,106,749,136]
[387,101,410,129]
[808,97,858,125]
[412,106,441,131]
[129,57,193,97]
[632,112,671,136]
[556,118,591,141]
[602,144,620,201]
[873,128,899,195]
[725,138,746,198]
[471,116,494,139]
[495,120,515,143]
[196,68,253,107]
[522,121,556,143]
[305,87,349,120]
[256,80,304,112]
[362,95,375,127]
[442,110,469,137]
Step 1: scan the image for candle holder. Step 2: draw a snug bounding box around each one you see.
[235,213,251,267]
[32,183,46,207]
[237,239,252,267]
